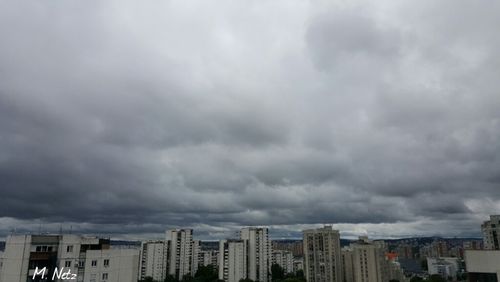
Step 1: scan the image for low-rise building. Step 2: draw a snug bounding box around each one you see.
[426,257,459,280]
[465,250,500,281]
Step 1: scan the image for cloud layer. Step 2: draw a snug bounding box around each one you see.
[1,0,500,239]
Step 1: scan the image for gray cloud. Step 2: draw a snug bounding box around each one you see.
[1,0,499,239]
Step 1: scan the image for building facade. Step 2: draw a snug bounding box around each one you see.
[272,250,294,274]
[219,240,247,282]
[139,241,169,281]
[0,234,139,282]
[350,238,387,282]
[482,215,500,250]
[166,229,198,280]
[303,226,342,282]
[240,227,271,282]
[83,249,139,282]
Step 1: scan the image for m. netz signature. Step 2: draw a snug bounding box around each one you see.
[33,267,77,280]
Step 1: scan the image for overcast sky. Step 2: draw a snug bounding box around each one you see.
[1,0,499,240]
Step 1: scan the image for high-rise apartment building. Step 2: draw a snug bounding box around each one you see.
[139,240,169,281]
[240,227,271,282]
[166,229,198,280]
[303,226,342,282]
[341,247,354,282]
[272,250,294,274]
[482,215,500,250]
[199,250,219,268]
[350,237,388,282]
[219,240,247,282]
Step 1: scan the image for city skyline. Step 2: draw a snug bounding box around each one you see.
[1,0,500,240]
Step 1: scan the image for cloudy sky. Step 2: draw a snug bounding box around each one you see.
[1,0,499,240]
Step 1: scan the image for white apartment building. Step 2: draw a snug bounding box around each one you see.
[219,240,247,282]
[139,240,169,281]
[0,234,139,282]
[272,250,293,274]
[240,227,271,282]
[303,226,342,282]
[426,257,459,280]
[166,229,198,279]
[350,237,388,282]
[482,215,500,250]
[341,247,354,282]
[199,250,219,268]
[83,249,139,282]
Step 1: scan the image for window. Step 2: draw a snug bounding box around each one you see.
[103,259,110,267]
[91,260,97,267]
[36,246,41,252]
[102,273,108,280]
[65,261,71,267]
[67,245,74,253]
[78,261,85,268]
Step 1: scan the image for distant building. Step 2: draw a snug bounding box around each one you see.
[272,250,293,274]
[463,240,483,250]
[426,257,459,280]
[240,227,271,282]
[166,229,198,279]
[293,257,303,273]
[219,240,247,282]
[482,215,500,250]
[199,249,219,268]
[0,234,139,282]
[303,226,342,282]
[140,240,169,281]
[396,244,413,259]
[272,241,303,257]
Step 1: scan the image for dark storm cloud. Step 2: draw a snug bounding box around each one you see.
[1,0,500,239]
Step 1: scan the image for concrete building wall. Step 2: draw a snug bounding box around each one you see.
[465,250,500,280]
[83,249,140,282]
[0,235,31,282]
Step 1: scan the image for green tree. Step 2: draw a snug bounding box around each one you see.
[194,265,219,282]
[428,274,446,282]
[164,275,179,282]
[410,276,423,282]
[271,264,285,282]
